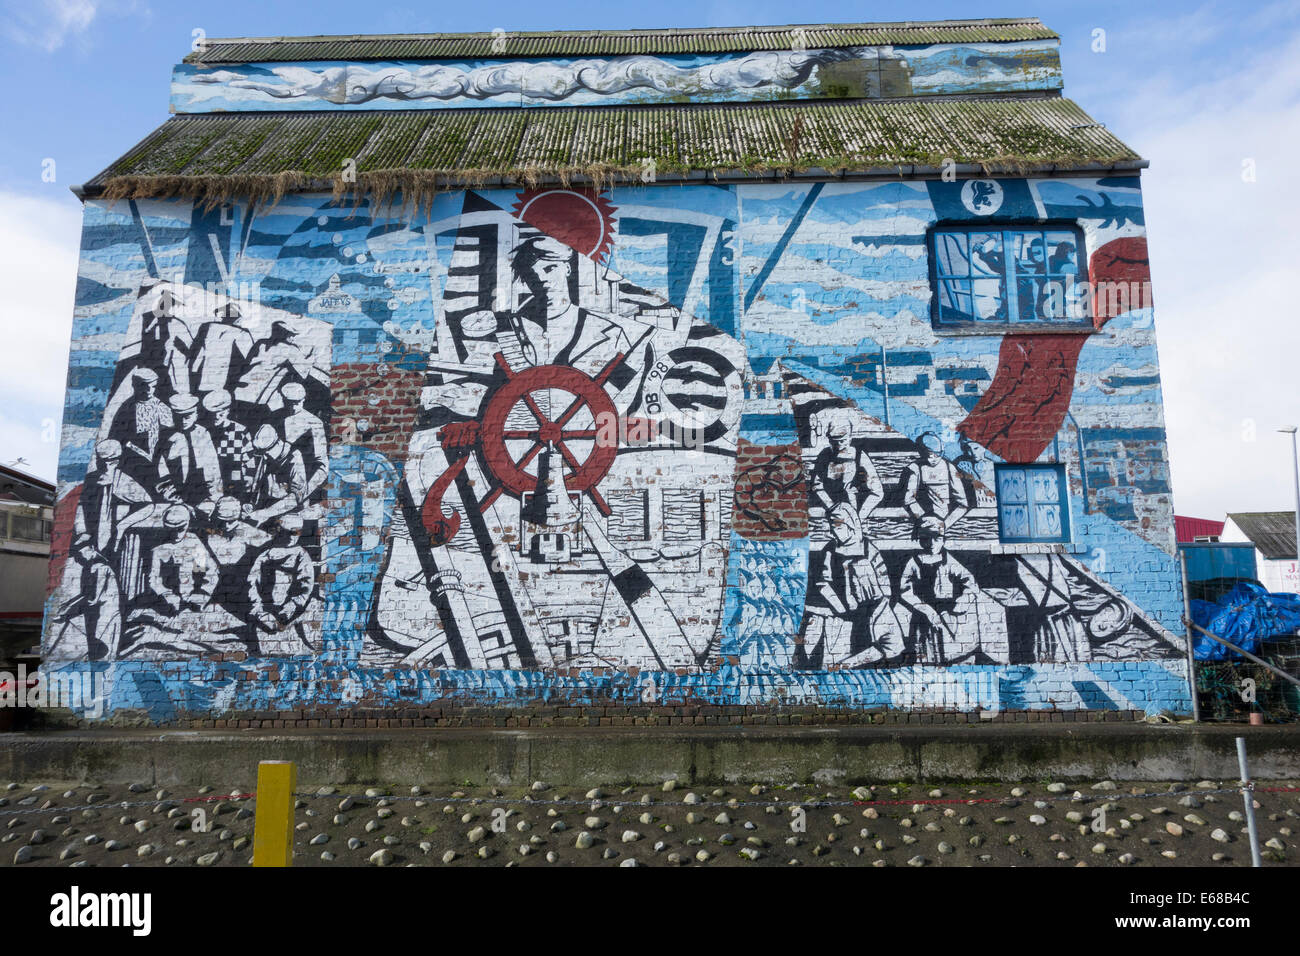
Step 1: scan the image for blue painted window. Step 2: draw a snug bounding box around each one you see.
[930,224,1088,326]
[996,464,1070,543]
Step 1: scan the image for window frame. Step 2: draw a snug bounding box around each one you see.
[994,463,1072,545]
[927,221,1091,330]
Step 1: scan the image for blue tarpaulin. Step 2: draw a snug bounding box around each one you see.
[1190,582,1300,662]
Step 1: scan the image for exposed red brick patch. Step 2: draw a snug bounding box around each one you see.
[329,358,426,461]
[46,484,82,596]
[732,440,807,540]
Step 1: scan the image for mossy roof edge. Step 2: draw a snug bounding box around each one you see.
[82,97,1142,206]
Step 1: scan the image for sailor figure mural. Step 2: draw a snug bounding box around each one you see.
[367,192,745,672]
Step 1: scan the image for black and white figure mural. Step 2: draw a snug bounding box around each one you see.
[48,280,331,661]
[46,173,1190,719]
[785,373,1182,670]
[367,193,745,671]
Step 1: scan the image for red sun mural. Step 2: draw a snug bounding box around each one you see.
[511,189,617,263]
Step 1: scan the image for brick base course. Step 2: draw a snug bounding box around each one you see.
[20,704,1148,730]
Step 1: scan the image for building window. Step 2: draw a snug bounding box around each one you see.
[2,509,51,543]
[930,224,1088,327]
[996,465,1070,543]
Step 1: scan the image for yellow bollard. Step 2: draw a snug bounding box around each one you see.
[252,760,296,867]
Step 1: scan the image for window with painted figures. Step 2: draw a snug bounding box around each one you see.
[996,464,1070,543]
[930,224,1088,327]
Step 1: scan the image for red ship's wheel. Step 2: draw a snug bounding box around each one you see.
[478,351,624,516]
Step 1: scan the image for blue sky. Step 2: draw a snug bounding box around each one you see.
[0,0,1260,188]
[1,0,1298,520]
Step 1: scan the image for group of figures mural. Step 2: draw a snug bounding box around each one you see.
[48,176,1184,691]
[50,282,331,660]
[789,380,1176,669]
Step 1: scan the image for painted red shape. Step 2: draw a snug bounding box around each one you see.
[511,189,617,263]
[421,456,468,546]
[46,483,82,596]
[439,420,479,451]
[1089,236,1151,327]
[957,334,1086,463]
[479,354,619,507]
[957,237,1151,462]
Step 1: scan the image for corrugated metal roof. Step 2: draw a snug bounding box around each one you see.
[1175,515,1225,543]
[1227,512,1298,560]
[184,18,1057,64]
[85,97,1140,199]
[0,464,54,505]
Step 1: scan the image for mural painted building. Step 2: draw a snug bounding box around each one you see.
[44,17,1192,722]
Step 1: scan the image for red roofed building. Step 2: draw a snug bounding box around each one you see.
[1175,515,1224,544]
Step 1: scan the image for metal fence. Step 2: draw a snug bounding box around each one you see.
[1187,626,1300,724]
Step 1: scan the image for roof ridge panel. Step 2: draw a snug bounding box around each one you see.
[184,18,1057,63]
[194,17,1049,45]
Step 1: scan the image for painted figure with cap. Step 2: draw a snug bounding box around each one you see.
[897,516,984,664]
[137,287,193,397]
[280,381,327,499]
[204,495,271,613]
[157,392,223,506]
[248,514,316,651]
[235,320,319,412]
[248,424,308,526]
[202,390,255,498]
[808,407,884,529]
[901,431,971,532]
[508,233,635,378]
[799,501,896,668]
[74,439,152,557]
[189,302,254,396]
[50,533,122,660]
[106,368,173,486]
[137,504,216,620]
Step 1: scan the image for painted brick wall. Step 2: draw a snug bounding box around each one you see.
[40,175,1191,722]
[732,440,808,541]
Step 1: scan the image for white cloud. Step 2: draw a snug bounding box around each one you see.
[0,189,82,480]
[2,0,148,54]
[4,0,98,52]
[1085,9,1300,520]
